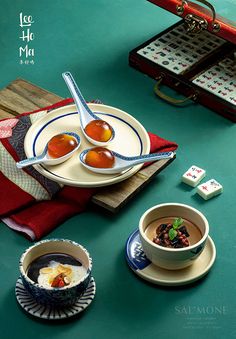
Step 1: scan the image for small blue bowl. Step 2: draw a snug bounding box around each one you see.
[19,239,92,307]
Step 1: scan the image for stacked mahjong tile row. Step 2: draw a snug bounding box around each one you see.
[137,22,226,75]
[192,53,236,106]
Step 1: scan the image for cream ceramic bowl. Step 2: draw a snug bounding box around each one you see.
[139,203,209,270]
[19,239,92,307]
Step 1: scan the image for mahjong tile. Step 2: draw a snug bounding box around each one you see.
[202,45,212,52]
[184,56,195,64]
[228,65,235,72]
[201,73,213,81]
[181,35,192,42]
[224,66,236,76]
[195,35,206,43]
[197,179,223,200]
[205,83,222,95]
[146,45,157,53]
[207,67,222,77]
[185,42,198,51]
[192,77,208,86]
[158,37,169,44]
[166,63,182,74]
[168,42,179,50]
[137,48,157,62]
[226,95,236,105]
[220,58,234,66]
[215,88,230,99]
[164,33,173,40]
[176,26,185,33]
[222,85,235,94]
[152,40,166,50]
[188,51,201,60]
[180,47,189,54]
[179,35,189,43]
[137,48,151,57]
[176,61,190,72]
[207,41,218,49]
[170,30,180,37]
[229,80,236,88]
[212,36,225,45]
[212,79,224,86]
[182,165,206,187]
[154,51,167,58]
[145,52,168,65]
[218,73,231,83]
[167,55,178,62]
[162,46,174,53]
[201,78,229,96]
[201,30,214,39]
[159,57,178,70]
[195,48,208,56]
[149,55,161,63]
[174,51,186,59]
[174,38,183,45]
[161,59,171,66]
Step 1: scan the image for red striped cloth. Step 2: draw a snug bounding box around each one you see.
[0,99,178,240]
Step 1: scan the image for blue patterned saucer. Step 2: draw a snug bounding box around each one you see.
[15,277,96,320]
[125,229,216,286]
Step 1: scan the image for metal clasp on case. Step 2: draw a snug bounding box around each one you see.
[176,1,187,15]
[176,0,220,33]
[185,14,208,33]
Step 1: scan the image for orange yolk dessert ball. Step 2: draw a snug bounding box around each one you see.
[84,120,112,142]
[47,134,78,158]
[85,147,115,168]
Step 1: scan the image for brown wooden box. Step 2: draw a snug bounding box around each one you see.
[129,0,236,121]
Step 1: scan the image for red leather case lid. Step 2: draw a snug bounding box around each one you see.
[148,0,236,44]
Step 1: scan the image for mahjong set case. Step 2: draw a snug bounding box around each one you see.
[129,0,236,122]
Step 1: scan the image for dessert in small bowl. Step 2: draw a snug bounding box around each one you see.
[19,239,92,307]
[139,203,209,270]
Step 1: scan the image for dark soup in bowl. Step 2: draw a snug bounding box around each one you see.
[145,217,202,249]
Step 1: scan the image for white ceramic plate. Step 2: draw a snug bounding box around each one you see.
[24,104,150,187]
[125,229,216,286]
[15,277,96,320]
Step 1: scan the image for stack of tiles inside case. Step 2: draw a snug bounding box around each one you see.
[137,22,226,75]
[192,51,236,106]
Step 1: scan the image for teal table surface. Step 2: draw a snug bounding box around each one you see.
[0,1,236,338]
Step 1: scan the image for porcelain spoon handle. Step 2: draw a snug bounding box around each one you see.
[16,154,46,168]
[114,151,175,167]
[62,72,97,121]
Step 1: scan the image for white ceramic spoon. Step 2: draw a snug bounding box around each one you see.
[79,148,175,174]
[16,132,81,169]
[62,71,115,146]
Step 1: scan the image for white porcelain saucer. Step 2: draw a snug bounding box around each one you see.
[125,229,216,286]
[24,103,150,187]
[15,277,96,320]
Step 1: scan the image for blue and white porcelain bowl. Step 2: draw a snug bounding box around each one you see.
[19,239,92,307]
[139,203,209,270]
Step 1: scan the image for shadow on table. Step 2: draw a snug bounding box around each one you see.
[176,182,195,193]
[98,246,214,328]
[127,266,213,291]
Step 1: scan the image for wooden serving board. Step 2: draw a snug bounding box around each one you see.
[0,78,175,213]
